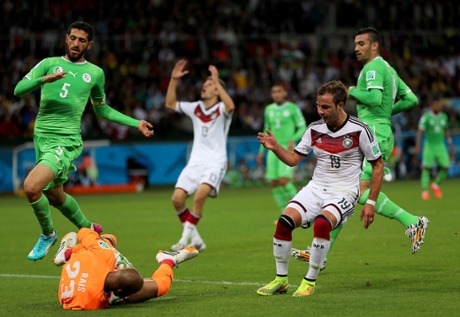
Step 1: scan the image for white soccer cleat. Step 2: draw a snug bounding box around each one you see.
[187,240,206,251]
[156,247,199,267]
[53,232,77,266]
[171,241,187,252]
[405,216,429,254]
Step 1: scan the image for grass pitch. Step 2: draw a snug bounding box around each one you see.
[0,179,459,316]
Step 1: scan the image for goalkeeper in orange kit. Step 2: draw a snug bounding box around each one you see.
[54,228,199,310]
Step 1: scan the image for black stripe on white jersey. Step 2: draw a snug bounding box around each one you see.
[348,116,375,142]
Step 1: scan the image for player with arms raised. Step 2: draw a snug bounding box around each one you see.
[13,21,154,261]
[257,80,384,297]
[165,59,235,251]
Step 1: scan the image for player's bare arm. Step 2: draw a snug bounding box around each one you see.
[165,60,189,110]
[360,156,384,229]
[258,129,302,167]
[209,65,235,112]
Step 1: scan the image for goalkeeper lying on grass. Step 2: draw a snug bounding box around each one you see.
[54,228,198,310]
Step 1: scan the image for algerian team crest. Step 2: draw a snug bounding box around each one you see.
[366,71,376,81]
[82,73,91,83]
[54,66,63,73]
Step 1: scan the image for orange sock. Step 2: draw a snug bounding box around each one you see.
[151,264,174,297]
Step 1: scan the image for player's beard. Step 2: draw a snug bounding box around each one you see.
[65,45,87,62]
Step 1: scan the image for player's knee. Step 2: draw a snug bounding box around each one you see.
[274,214,296,240]
[313,216,332,240]
[23,179,42,201]
[171,195,184,209]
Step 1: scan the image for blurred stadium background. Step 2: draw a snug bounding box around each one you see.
[1,0,460,192]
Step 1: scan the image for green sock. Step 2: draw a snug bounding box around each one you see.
[284,182,297,201]
[327,224,345,258]
[421,169,430,191]
[56,194,91,228]
[30,194,54,235]
[272,187,287,212]
[359,189,418,227]
[434,169,447,184]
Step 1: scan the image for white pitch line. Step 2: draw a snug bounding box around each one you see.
[0,273,265,286]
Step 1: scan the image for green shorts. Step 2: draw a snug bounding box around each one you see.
[34,134,83,190]
[265,150,295,180]
[361,124,393,180]
[422,144,450,169]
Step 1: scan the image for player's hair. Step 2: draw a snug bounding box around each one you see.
[271,81,289,91]
[356,27,381,45]
[317,80,348,107]
[67,21,94,41]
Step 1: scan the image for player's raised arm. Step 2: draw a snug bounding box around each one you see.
[209,65,235,113]
[165,59,189,110]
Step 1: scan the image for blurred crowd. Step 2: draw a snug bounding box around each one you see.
[1,0,460,143]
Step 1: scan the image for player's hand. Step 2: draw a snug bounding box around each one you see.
[257,129,278,150]
[208,65,219,81]
[171,59,189,79]
[138,120,154,137]
[42,72,67,83]
[347,86,356,99]
[360,204,375,229]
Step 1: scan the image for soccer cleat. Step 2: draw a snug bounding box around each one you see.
[291,247,327,271]
[292,279,316,297]
[421,191,430,200]
[171,241,187,252]
[430,183,442,199]
[187,240,207,251]
[256,278,288,296]
[405,216,429,254]
[53,232,77,266]
[28,230,58,261]
[156,247,199,267]
[91,223,103,234]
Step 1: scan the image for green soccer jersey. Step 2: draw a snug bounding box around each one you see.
[354,56,412,126]
[418,111,449,145]
[260,101,307,151]
[15,57,105,135]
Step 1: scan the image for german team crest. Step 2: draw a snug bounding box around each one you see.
[342,136,354,149]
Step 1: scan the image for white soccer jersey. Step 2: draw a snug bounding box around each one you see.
[176,101,232,164]
[294,115,381,192]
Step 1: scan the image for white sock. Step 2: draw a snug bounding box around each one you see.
[179,221,196,245]
[305,237,330,280]
[273,238,292,276]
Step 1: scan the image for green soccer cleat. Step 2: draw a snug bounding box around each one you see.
[292,279,316,297]
[256,278,288,296]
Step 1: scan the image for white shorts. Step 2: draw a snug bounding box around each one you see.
[175,162,227,198]
[287,183,359,229]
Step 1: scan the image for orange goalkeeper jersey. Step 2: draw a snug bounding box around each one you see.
[58,228,116,310]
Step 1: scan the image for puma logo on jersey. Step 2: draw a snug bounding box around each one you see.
[68,71,77,78]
